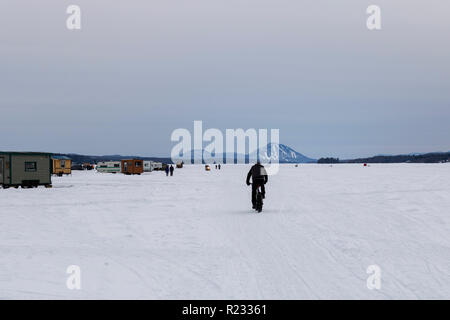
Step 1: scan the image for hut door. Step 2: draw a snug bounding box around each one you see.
[0,158,3,182]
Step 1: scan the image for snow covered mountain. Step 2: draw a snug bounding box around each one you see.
[195,143,316,164]
[258,143,316,163]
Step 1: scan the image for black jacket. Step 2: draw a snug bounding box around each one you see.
[246,164,268,185]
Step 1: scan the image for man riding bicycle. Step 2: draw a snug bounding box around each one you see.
[246,161,268,209]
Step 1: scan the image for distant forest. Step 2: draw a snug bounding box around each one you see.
[317,157,340,164]
[319,152,450,164]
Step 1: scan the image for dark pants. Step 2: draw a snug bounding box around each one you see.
[252,180,266,206]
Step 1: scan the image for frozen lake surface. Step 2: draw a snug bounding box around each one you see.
[1,164,449,299]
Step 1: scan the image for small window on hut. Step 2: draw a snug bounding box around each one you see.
[135,161,141,167]
[25,162,37,172]
[114,164,120,168]
[61,160,66,168]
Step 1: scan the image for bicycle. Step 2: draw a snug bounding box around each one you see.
[251,183,264,213]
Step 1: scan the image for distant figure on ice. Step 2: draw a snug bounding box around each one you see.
[165,165,170,176]
[218,164,221,170]
[170,165,174,176]
[246,161,268,209]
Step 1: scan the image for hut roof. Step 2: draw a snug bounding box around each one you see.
[0,151,52,156]
[52,155,72,160]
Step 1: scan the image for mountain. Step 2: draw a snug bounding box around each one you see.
[194,143,316,164]
[261,143,316,163]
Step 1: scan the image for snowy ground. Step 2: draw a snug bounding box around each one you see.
[0,163,449,299]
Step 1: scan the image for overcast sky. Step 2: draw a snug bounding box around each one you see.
[1,0,449,159]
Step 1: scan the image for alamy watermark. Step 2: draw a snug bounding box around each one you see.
[366,264,381,290]
[171,121,280,175]
[66,5,81,30]
[66,265,81,290]
[65,5,381,31]
[367,5,382,30]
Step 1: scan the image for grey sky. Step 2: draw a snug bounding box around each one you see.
[1,0,449,159]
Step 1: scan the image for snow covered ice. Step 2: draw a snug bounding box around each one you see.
[1,164,449,299]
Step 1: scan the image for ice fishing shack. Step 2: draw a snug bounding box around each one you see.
[121,159,144,175]
[143,160,153,172]
[143,160,164,172]
[0,152,52,188]
[51,155,72,176]
[96,161,121,173]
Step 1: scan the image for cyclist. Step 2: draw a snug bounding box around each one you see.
[246,161,268,209]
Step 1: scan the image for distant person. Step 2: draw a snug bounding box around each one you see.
[246,161,268,209]
[170,165,174,176]
[218,164,221,170]
[165,165,169,176]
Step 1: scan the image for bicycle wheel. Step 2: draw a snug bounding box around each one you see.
[256,189,263,212]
